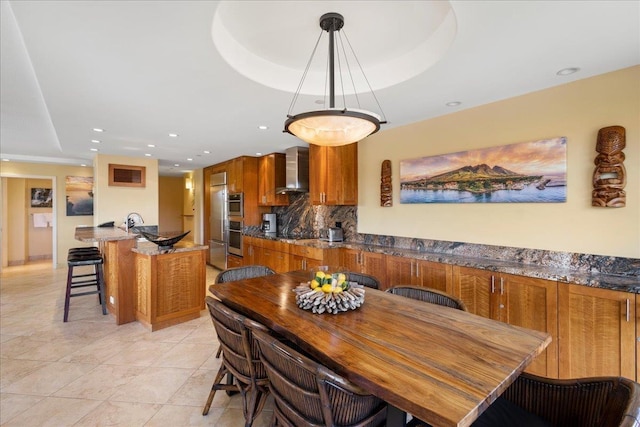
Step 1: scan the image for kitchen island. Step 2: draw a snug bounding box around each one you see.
[75,226,207,328]
[132,241,207,331]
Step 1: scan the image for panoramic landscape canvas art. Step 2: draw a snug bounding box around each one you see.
[66,176,94,216]
[400,137,567,203]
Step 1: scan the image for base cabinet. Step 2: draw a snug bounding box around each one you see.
[135,249,206,331]
[385,255,452,293]
[341,248,386,285]
[452,266,558,378]
[558,282,635,380]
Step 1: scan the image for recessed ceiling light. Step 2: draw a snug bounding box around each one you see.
[203,150,210,154]
[80,164,87,167]
[255,152,262,156]
[92,128,104,132]
[90,148,99,152]
[2,158,9,162]
[187,158,193,161]
[91,139,101,143]
[174,163,180,167]
[556,67,580,76]
[258,125,268,130]
[314,99,324,105]
[147,144,155,148]
[168,133,179,137]
[446,101,461,107]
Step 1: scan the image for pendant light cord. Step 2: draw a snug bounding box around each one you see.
[287,29,324,117]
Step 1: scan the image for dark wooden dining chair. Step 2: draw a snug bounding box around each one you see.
[347,272,381,289]
[213,265,276,358]
[386,285,467,311]
[251,327,388,427]
[202,297,270,427]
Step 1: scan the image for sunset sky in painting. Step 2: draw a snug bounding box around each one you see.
[400,137,567,182]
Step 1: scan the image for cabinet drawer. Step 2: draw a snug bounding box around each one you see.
[290,244,323,260]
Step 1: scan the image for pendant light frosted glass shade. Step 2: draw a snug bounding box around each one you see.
[285,108,381,146]
[284,12,386,146]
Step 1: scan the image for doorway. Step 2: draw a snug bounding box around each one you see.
[1,175,57,272]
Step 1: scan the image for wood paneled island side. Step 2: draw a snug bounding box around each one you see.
[75,226,138,324]
[132,241,207,331]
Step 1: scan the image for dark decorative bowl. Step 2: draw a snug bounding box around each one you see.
[139,230,190,250]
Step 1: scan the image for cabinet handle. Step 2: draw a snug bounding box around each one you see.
[410,261,414,277]
[302,259,307,270]
[626,298,630,322]
[490,276,495,293]
[500,277,504,295]
[416,262,420,279]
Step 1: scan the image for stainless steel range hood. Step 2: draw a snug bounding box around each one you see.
[276,146,309,194]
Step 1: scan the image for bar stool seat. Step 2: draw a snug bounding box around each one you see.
[64,250,107,322]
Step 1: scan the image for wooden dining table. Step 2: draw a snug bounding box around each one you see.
[209,270,550,427]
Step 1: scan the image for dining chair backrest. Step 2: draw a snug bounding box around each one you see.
[203,297,270,426]
[386,285,467,311]
[215,265,276,284]
[251,327,388,427]
[347,272,381,289]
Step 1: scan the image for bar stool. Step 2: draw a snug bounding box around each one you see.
[64,249,107,322]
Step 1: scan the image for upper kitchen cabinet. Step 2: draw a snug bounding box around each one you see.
[258,153,289,206]
[309,143,358,205]
[226,157,245,194]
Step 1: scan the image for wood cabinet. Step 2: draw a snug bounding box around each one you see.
[243,236,257,265]
[309,143,358,205]
[226,157,244,193]
[452,266,558,378]
[249,238,289,273]
[258,153,289,206]
[637,295,639,382]
[226,254,243,269]
[385,255,452,292]
[134,248,206,331]
[558,282,635,380]
[341,248,386,285]
[289,244,325,271]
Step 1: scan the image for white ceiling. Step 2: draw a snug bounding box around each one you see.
[1,0,638,176]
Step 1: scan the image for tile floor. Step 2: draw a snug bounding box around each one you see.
[0,261,273,426]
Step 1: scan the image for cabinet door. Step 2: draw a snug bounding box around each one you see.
[501,274,558,378]
[558,283,635,380]
[309,144,357,205]
[258,154,289,206]
[385,255,416,290]
[452,266,496,319]
[229,157,244,193]
[637,295,639,382]
[361,252,386,285]
[324,143,358,206]
[341,248,361,272]
[243,237,255,265]
[309,144,326,205]
[416,261,452,293]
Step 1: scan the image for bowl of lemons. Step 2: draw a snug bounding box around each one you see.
[293,266,365,314]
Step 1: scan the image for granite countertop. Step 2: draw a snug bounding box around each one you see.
[132,240,208,256]
[75,226,139,242]
[246,233,640,293]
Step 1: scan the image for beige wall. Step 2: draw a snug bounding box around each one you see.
[94,155,159,228]
[1,163,94,268]
[359,66,639,259]
[158,176,183,234]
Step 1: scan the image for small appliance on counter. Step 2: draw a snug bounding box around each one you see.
[319,227,343,242]
[262,213,277,235]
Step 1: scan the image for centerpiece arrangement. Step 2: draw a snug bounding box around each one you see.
[293,267,365,314]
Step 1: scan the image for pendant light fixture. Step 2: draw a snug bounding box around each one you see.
[284,12,386,147]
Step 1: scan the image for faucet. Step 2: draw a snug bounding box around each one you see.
[126,212,144,231]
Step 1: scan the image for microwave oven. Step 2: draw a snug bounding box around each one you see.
[228,193,243,217]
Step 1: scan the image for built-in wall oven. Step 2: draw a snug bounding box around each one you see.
[227,193,243,217]
[228,219,243,256]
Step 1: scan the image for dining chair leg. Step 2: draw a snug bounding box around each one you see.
[202,364,236,415]
[243,385,269,427]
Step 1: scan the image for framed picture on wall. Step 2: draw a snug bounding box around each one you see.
[66,176,94,216]
[30,188,53,207]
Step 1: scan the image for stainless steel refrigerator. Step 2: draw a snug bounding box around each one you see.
[209,172,227,270]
